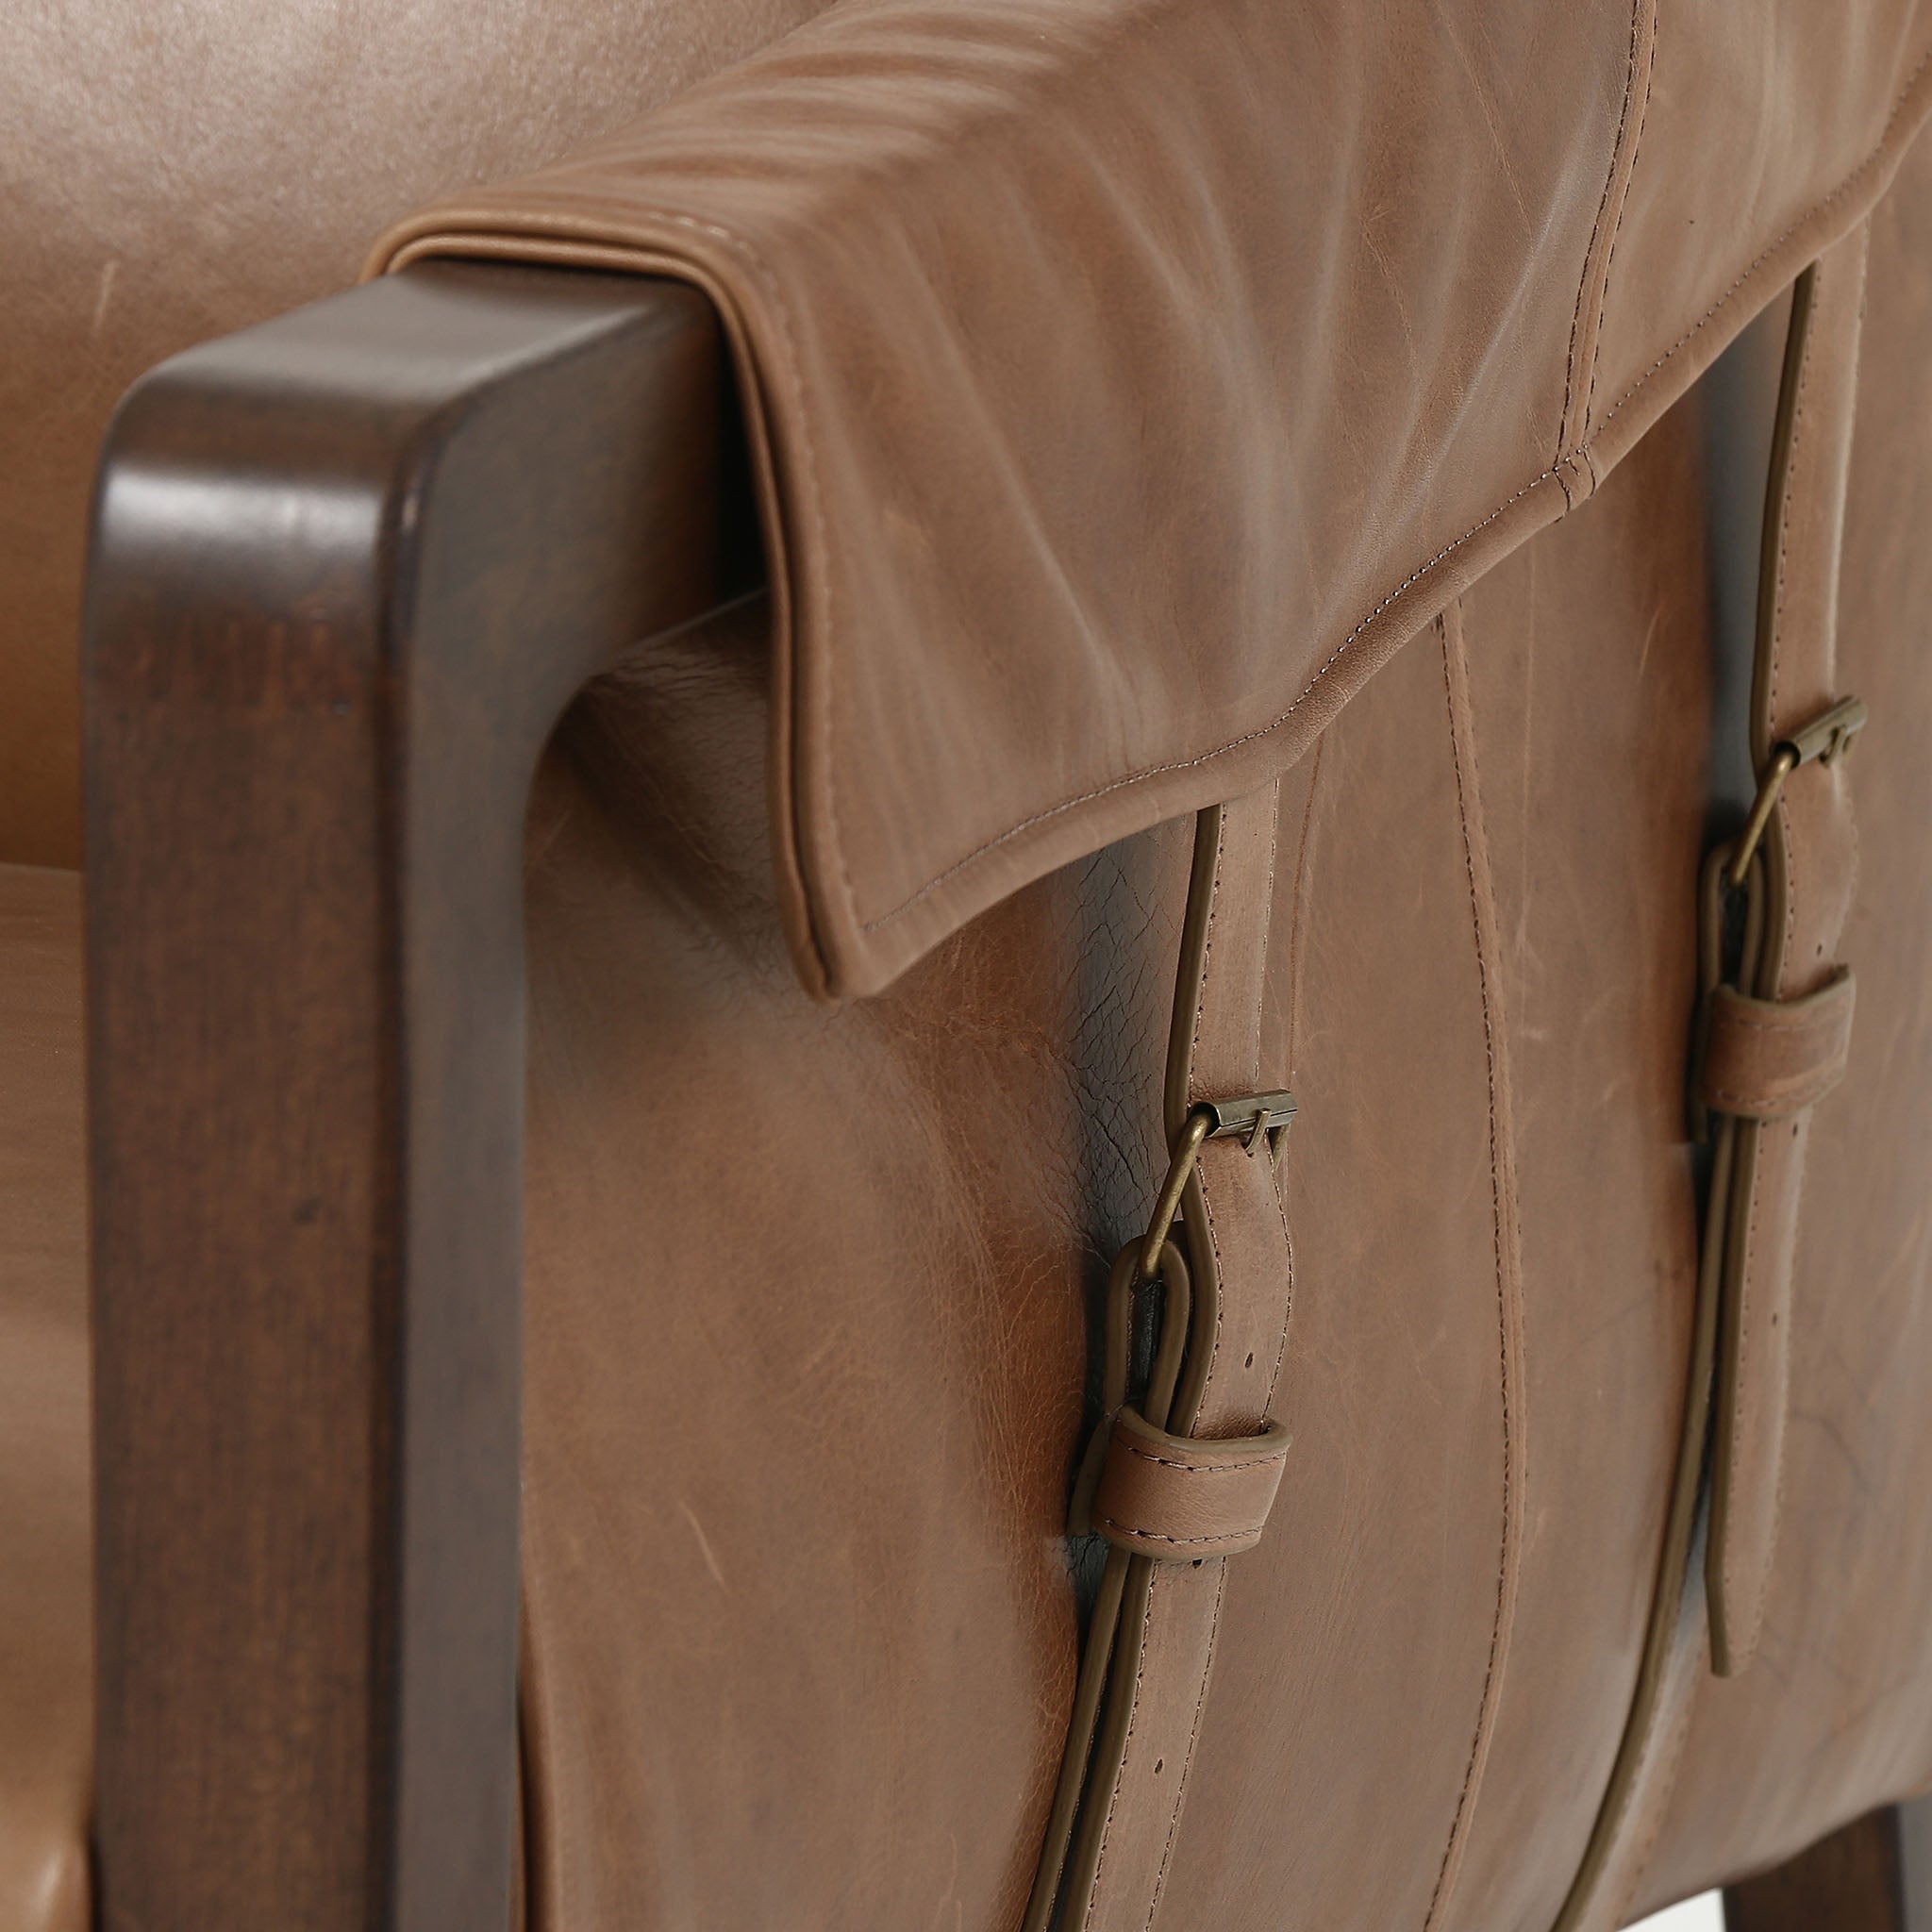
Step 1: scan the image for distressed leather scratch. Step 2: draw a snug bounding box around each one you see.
[372,0,1932,999]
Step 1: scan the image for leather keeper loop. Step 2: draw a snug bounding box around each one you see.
[1090,1405,1290,1560]
[1698,969,1856,1121]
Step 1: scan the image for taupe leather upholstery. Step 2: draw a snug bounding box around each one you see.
[8,3,1932,1929]
[0,866,88,1932]
[0,0,837,870]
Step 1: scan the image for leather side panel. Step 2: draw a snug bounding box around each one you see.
[515,598,1190,1929]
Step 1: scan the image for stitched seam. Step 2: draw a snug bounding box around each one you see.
[1559,0,1645,458]
[1253,776,1283,1087]
[1145,1565,1229,1932]
[1188,808,1229,1094]
[1758,1221,1799,1658]
[1579,0,1657,439]
[1118,1440,1283,1474]
[1591,40,1932,446]
[1770,262,1816,972]
[1711,1005,1845,1034]
[475,201,867,945]
[721,225,861,938]
[1281,740,1324,1077]
[863,23,1924,939]
[1754,1124,1807,1659]
[1424,608,1519,1932]
[1266,741,1326,1407]
[1844,241,1871,918]
[1194,1172,1232,1404]
[1704,1080,1832,1111]
[1246,771,1298,1427]
[1097,1519,1256,1549]
[1246,774,1292,1402]
[860,470,1564,931]
[1086,1565,1159,1921]
[1723,1133,1765,1622]
[1184,805,1229,1407]
[385,41,1932,961]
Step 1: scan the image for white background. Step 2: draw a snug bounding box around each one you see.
[1633,1893,1723,1930]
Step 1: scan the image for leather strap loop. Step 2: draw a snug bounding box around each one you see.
[1698,971,1856,1121]
[1091,1407,1290,1559]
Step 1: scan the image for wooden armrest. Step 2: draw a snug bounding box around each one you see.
[84,259,750,1929]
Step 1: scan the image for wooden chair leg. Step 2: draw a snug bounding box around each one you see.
[1724,1796,1932,1932]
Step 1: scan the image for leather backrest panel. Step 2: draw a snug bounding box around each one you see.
[1158,400,1717,1931]
[0,0,837,867]
[512,221,1932,1913]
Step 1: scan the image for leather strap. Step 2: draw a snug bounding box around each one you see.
[1074,782,1293,1932]
[1554,220,1872,1932]
[1091,1409,1290,1560]
[1697,972,1856,1122]
[1025,780,1295,1932]
[1703,236,1868,1680]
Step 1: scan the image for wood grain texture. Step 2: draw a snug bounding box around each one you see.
[84,260,748,1929]
[1724,1799,1932,1932]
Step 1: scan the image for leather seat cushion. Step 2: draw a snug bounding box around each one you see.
[0,863,89,1932]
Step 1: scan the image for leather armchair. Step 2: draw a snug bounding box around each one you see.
[7,5,1932,1931]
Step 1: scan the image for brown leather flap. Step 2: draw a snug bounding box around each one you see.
[1700,970,1857,1122]
[1091,1407,1289,1560]
[369,1,1932,1000]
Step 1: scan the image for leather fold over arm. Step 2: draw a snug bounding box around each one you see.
[85,261,747,1930]
[370,0,1932,1000]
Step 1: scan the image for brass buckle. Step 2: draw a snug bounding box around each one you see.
[1134,1091,1295,1281]
[1726,695,1867,888]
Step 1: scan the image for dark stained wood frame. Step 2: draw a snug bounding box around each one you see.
[83,259,753,1930]
[1725,1800,1932,1931]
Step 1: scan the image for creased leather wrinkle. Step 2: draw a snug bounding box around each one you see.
[11,2,1932,1930]
[371,0,1932,999]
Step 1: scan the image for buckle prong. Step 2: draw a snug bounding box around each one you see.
[1725,695,1867,888]
[1135,1091,1295,1280]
